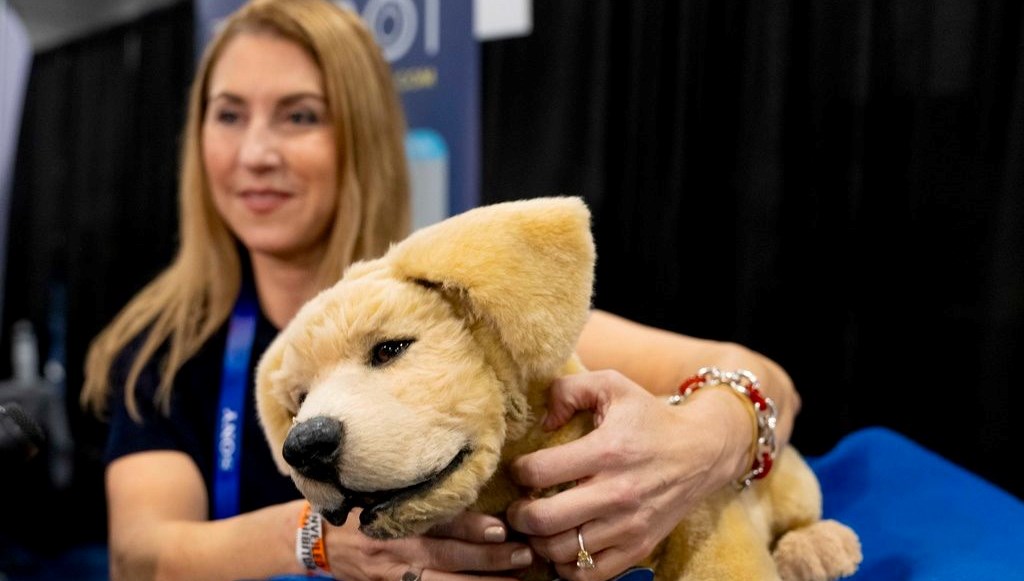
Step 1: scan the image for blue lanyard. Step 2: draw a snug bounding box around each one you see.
[213,285,258,519]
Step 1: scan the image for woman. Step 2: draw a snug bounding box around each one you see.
[81,1,799,580]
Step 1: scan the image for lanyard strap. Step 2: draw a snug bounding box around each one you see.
[213,285,258,519]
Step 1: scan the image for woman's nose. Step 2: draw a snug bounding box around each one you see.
[238,123,283,170]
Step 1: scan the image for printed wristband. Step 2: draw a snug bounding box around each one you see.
[296,501,332,577]
[669,367,778,490]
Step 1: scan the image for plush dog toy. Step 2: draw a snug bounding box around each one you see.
[256,197,862,581]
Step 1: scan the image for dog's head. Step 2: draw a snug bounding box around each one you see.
[255,197,595,538]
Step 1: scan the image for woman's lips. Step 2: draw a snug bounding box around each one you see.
[239,188,292,214]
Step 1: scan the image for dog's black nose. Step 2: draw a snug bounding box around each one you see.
[283,415,344,483]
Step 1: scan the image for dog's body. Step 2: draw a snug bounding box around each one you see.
[256,197,861,581]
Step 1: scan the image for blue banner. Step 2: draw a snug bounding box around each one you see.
[195,0,479,230]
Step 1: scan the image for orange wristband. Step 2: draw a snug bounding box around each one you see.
[296,501,331,577]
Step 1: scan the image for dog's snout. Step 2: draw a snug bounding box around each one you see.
[283,415,344,483]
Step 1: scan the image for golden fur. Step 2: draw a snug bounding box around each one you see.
[256,197,862,580]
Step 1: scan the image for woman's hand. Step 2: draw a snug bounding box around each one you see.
[506,370,753,581]
[326,510,534,581]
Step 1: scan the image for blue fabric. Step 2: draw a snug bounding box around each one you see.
[808,426,1024,580]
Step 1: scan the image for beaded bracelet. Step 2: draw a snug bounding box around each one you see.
[669,367,779,490]
[296,501,332,577]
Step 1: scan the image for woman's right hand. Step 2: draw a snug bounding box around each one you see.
[326,510,533,581]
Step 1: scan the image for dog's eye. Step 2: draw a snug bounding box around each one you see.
[370,339,414,367]
[289,389,307,412]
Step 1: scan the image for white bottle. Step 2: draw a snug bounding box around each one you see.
[406,128,450,230]
[12,319,38,386]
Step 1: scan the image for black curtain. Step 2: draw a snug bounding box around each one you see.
[482,0,1024,499]
[2,1,193,551]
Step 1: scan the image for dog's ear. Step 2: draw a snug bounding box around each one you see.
[387,196,595,380]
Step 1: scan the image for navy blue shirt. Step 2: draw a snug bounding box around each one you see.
[104,303,301,516]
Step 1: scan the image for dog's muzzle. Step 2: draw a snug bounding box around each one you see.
[283,415,344,483]
[283,415,474,532]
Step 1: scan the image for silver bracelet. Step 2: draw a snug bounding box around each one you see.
[669,367,778,490]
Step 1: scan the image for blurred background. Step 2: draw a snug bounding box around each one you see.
[2,0,1022,577]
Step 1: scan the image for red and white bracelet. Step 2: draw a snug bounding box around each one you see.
[296,501,332,577]
[669,367,779,490]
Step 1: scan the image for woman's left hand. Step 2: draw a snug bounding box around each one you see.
[505,369,751,581]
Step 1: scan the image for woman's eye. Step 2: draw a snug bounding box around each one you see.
[287,109,320,125]
[369,339,414,367]
[213,109,242,125]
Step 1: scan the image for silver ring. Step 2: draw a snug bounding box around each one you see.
[401,569,422,581]
[576,527,595,569]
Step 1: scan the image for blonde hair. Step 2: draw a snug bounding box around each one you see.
[82,0,410,419]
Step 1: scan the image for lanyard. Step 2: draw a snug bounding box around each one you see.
[213,285,258,519]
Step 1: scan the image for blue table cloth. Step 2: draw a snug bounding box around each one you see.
[808,426,1024,580]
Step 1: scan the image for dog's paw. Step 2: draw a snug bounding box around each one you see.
[773,519,862,581]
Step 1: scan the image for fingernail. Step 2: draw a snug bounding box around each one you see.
[484,526,506,543]
[511,548,533,567]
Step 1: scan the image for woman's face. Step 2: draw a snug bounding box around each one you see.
[203,32,339,264]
